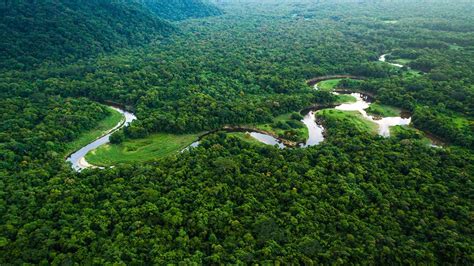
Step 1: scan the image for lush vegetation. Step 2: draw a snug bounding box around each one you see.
[142,0,222,21]
[0,95,112,172]
[65,107,123,156]
[86,132,199,166]
[2,132,473,264]
[317,79,343,91]
[390,125,433,146]
[254,113,308,143]
[365,103,402,117]
[0,0,176,71]
[317,109,378,135]
[1,0,473,264]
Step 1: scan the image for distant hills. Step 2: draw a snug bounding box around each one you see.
[142,0,222,21]
[0,0,221,70]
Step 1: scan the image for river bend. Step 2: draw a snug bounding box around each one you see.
[66,107,136,171]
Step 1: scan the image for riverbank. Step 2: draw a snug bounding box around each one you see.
[317,109,379,135]
[66,106,136,171]
[306,75,365,86]
[86,133,200,166]
[68,76,436,170]
[64,107,124,159]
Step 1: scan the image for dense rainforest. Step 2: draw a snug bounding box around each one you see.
[0,0,220,70]
[142,0,223,21]
[0,0,473,264]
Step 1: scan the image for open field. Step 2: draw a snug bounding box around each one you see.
[317,79,342,91]
[335,94,357,104]
[365,103,402,117]
[227,132,268,146]
[86,133,199,166]
[317,109,378,134]
[392,58,412,65]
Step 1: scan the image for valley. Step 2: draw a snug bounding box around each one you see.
[1,0,473,264]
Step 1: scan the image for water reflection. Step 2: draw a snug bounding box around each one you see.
[66,107,136,171]
[300,111,324,147]
[335,93,411,137]
[249,132,286,148]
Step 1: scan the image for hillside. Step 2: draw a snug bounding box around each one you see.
[0,0,473,264]
[142,0,222,21]
[0,0,174,70]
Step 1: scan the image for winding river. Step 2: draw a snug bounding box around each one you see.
[300,110,325,147]
[67,54,420,170]
[379,54,404,68]
[66,107,136,171]
[334,92,411,136]
[184,89,411,151]
[250,132,287,148]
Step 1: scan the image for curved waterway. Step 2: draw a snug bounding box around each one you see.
[183,131,286,152]
[300,110,325,147]
[250,132,286,148]
[379,54,404,68]
[335,92,411,136]
[185,89,411,150]
[66,107,136,171]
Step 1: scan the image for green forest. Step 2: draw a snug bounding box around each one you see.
[0,0,473,264]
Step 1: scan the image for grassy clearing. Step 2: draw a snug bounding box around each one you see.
[390,125,433,145]
[365,103,402,117]
[451,114,472,129]
[335,94,357,104]
[392,58,412,65]
[317,79,342,91]
[403,69,423,77]
[317,109,378,134]
[86,133,200,166]
[254,112,308,143]
[227,132,268,146]
[64,107,123,156]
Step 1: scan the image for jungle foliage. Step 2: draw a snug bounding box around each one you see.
[0,0,473,264]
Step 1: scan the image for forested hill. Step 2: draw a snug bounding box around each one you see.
[142,0,223,21]
[0,0,221,71]
[0,0,173,70]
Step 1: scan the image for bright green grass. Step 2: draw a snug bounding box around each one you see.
[365,103,402,117]
[335,94,357,104]
[317,79,342,91]
[64,107,123,156]
[86,133,200,166]
[431,111,472,130]
[403,69,423,77]
[383,20,398,24]
[254,113,308,142]
[451,115,471,129]
[390,125,433,146]
[392,58,412,65]
[227,132,267,146]
[317,109,378,134]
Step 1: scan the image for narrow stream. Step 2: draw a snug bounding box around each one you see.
[250,132,286,148]
[379,54,404,68]
[66,107,136,171]
[300,110,325,147]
